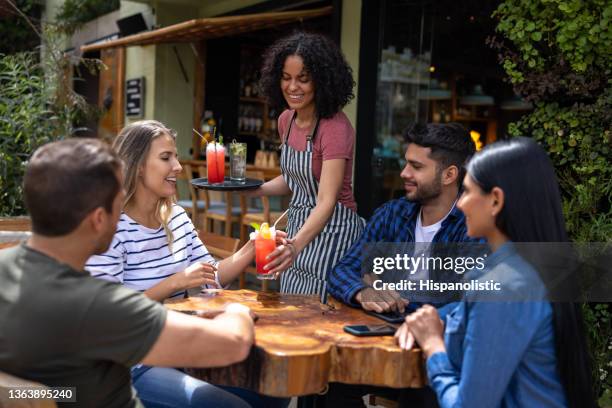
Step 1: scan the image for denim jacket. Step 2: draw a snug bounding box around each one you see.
[426,242,567,407]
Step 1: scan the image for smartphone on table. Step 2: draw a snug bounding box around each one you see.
[343,324,396,337]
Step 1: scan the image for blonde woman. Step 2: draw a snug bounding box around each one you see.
[86,120,288,408]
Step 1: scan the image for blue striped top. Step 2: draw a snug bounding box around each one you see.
[85,205,216,299]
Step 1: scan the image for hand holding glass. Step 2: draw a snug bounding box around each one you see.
[251,223,277,280]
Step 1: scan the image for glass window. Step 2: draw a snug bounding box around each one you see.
[365,0,528,212]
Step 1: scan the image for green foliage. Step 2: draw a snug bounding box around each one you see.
[55,0,120,34]
[494,0,611,79]
[494,1,611,403]
[0,53,53,215]
[490,0,610,103]
[582,303,612,406]
[0,0,41,54]
[0,29,101,216]
[507,92,612,242]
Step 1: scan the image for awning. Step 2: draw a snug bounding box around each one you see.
[81,6,332,53]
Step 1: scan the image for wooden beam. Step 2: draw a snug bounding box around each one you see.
[81,6,332,53]
[97,47,126,141]
[192,41,206,159]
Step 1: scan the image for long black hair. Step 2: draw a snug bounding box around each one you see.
[466,137,595,408]
[259,31,354,119]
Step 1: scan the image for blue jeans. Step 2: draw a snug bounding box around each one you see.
[132,365,289,408]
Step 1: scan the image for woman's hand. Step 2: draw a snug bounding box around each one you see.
[263,230,297,278]
[174,262,218,290]
[395,305,446,357]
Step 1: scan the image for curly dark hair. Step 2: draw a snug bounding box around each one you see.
[259,32,355,119]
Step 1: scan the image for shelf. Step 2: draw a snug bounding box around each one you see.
[240,96,266,103]
[379,75,429,85]
[453,116,493,122]
[238,131,266,137]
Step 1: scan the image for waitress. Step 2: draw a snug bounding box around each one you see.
[249,32,365,300]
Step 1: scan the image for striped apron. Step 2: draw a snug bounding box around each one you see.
[280,113,365,302]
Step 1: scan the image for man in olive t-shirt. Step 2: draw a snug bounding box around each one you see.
[0,139,255,407]
[0,244,166,408]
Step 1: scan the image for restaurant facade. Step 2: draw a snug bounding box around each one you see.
[48,0,531,217]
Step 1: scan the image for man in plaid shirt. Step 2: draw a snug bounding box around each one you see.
[328,122,478,314]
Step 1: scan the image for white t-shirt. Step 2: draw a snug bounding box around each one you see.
[85,204,217,299]
[412,204,455,278]
[415,211,445,243]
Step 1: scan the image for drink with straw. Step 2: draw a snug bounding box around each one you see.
[251,223,277,279]
[229,141,247,182]
[206,141,225,184]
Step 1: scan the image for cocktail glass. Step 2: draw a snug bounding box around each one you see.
[253,224,277,280]
[230,142,247,182]
[206,142,225,184]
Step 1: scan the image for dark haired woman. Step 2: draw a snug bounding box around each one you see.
[249,32,365,299]
[394,137,595,407]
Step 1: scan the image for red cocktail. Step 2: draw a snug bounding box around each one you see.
[254,223,276,279]
[206,142,225,184]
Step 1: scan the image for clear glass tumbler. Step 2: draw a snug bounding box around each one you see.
[229,142,247,182]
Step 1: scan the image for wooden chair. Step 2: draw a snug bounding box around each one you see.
[198,231,248,289]
[239,170,287,244]
[0,241,21,250]
[0,371,57,408]
[199,231,271,291]
[0,217,31,250]
[176,163,205,228]
[0,217,31,231]
[198,231,240,259]
[198,166,241,237]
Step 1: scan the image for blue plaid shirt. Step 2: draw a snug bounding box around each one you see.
[328,197,476,306]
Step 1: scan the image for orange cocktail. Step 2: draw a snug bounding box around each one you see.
[254,223,276,279]
[206,142,225,184]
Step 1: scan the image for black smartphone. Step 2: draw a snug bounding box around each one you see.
[343,324,397,337]
[365,310,410,324]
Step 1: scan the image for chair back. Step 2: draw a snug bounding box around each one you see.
[0,371,57,407]
[0,241,21,250]
[198,231,240,259]
[196,165,214,209]
[240,170,271,221]
[177,163,197,207]
[254,150,279,168]
[0,217,31,231]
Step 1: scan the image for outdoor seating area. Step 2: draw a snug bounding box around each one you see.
[0,0,609,407]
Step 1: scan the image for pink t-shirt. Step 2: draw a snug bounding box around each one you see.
[278,109,357,212]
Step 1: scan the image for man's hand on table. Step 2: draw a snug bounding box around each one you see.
[223,303,258,321]
[355,286,409,313]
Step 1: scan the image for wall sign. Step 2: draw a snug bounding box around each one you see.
[126,77,145,117]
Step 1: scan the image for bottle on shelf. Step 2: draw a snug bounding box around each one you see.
[200,110,216,155]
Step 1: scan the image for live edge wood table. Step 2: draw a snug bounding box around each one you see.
[164,289,426,397]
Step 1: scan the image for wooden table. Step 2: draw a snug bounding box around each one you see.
[165,290,426,397]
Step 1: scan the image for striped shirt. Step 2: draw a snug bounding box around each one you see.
[327,197,477,306]
[85,205,216,299]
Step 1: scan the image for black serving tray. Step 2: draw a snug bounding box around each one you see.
[190,177,263,191]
